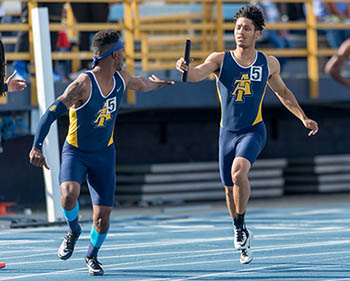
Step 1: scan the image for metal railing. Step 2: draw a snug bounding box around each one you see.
[0,0,347,104]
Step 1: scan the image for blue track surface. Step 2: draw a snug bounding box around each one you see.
[1,203,350,280]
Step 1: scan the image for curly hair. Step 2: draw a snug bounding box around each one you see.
[0,39,6,95]
[92,30,121,56]
[233,5,265,31]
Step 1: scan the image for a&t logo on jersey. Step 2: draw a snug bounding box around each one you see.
[94,97,117,127]
[231,73,252,102]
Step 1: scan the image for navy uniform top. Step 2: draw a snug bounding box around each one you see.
[65,71,125,151]
[216,51,269,131]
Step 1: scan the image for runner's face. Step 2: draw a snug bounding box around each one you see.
[234,17,260,49]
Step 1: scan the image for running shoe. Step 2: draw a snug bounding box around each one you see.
[57,231,81,260]
[234,226,253,250]
[240,247,253,264]
[85,256,104,276]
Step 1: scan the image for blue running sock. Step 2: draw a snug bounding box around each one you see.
[61,202,81,233]
[86,225,109,258]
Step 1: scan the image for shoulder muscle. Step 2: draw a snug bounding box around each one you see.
[266,55,281,77]
[58,73,90,108]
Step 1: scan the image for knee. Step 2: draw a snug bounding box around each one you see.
[94,216,110,233]
[231,170,247,186]
[61,190,79,205]
[93,210,112,233]
[61,183,80,208]
[62,192,77,202]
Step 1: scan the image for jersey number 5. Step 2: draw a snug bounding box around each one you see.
[250,66,262,82]
[106,97,117,113]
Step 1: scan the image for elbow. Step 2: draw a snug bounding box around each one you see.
[325,66,337,78]
[324,63,331,75]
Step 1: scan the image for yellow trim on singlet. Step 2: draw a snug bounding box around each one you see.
[216,83,223,128]
[107,129,114,146]
[252,84,267,126]
[66,109,78,147]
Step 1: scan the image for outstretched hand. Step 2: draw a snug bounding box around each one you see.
[29,146,50,170]
[176,57,189,73]
[303,118,319,136]
[148,75,174,87]
[6,71,27,92]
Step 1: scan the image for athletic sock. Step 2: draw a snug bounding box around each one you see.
[61,201,81,233]
[86,225,109,258]
[234,212,246,229]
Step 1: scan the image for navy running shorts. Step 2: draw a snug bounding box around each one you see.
[219,121,266,186]
[59,141,116,207]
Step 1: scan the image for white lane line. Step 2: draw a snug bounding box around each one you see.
[155,225,215,229]
[255,228,350,238]
[0,267,86,280]
[0,240,56,246]
[3,230,350,261]
[322,277,350,281]
[6,248,234,265]
[2,242,350,279]
[132,255,350,281]
[0,226,64,235]
[292,209,344,216]
[80,231,156,239]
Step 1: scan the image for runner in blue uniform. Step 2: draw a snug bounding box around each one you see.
[176,5,318,264]
[29,30,174,276]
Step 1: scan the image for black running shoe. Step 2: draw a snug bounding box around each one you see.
[57,231,81,260]
[85,256,104,276]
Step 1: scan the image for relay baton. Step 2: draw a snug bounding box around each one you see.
[182,40,191,82]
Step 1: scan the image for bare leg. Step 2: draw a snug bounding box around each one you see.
[61,181,80,210]
[84,205,112,276]
[92,205,112,234]
[231,157,251,215]
[86,205,113,258]
[57,181,81,260]
[224,185,235,221]
[60,181,81,233]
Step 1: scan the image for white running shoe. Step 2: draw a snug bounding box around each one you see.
[240,247,253,264]
[234,227,253,250]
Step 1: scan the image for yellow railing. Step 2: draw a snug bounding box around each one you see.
[0,0,348,104]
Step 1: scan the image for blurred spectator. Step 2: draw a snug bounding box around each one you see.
[255,1,294,69]
[55,31,71,82]
[70,3,109,73]
[13,2,64,81]
[317,1,350,48]
[280,3,305,22]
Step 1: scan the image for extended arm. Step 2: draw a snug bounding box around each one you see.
[176,52,223,82]
[120,70,174,92]
[267,55,319,136]
[324,39,350,88]
[29,74,90,168]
